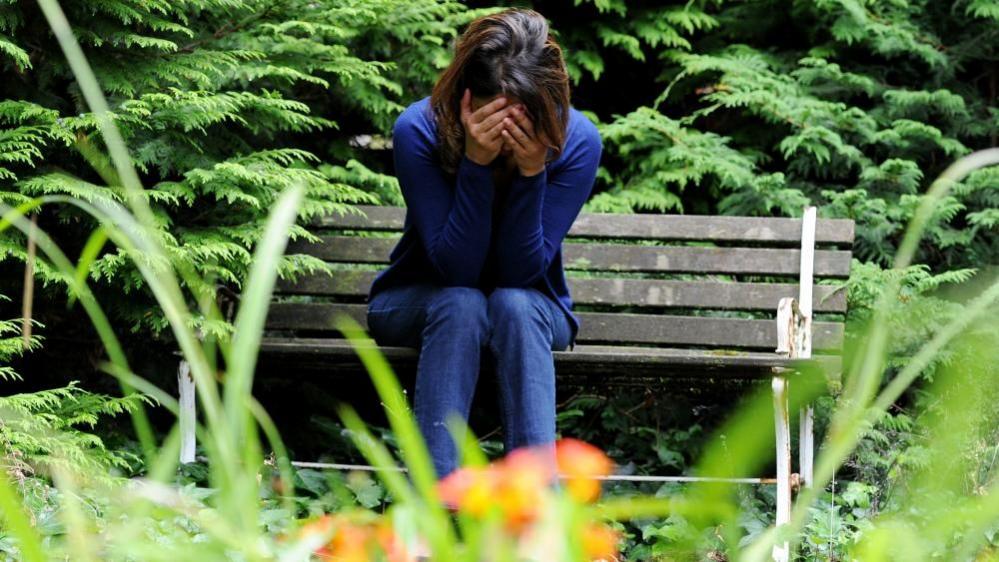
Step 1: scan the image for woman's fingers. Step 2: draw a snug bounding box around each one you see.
[510,106,536,136]
[501,129,527,156]
[470,95,508,124]
[461,94,544,166]
[503,117,532,146]
[482,122,506,144]
[475,110,509,146]
[460,89,473,125]
[500,110,546,176]
[478,106,512,132]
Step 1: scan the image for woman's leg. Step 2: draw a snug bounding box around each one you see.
[367,284,489,478]
[367,283,438,348]
[486,287,572,455]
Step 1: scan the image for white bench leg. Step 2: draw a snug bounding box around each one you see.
[178,360,196,464]
[772,376,791,562]
[799,405,814,488]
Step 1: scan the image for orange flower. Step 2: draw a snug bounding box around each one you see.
[494,447,554,530]
[298,514,339,558]
[580,522,620,561]
[555,438,613,503]
[300,514,335,542]
[325,522,371,562]
[375,519,415,562]
[436,465,497,517]
[436,446,559,531]
[304,514,413,562]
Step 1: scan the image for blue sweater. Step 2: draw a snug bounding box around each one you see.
[368,96,602,350]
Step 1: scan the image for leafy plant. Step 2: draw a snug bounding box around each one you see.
[577,0,996,274]
[0,0,485,334]
[1,296,144,524]
[0,2,997,561]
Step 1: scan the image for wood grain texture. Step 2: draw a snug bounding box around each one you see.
[269,206,856,376]
[286,236,853,277]
[312,205,855,244]
[258,338,841,378]
[266,303,844,350]
[277,271,848,312]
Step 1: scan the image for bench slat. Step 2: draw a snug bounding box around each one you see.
[568,278,847,312]
[563,245,851,276]
[259,337,841,377]
[277,271,847,312]
[314,205,855,245]
[266,303,844,350]
[287,236,852,277]
[579,311,843,349]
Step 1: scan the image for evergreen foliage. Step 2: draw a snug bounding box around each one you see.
[4,0,990,330]
[0,381,143,480]
[498,3,999,556]
[0,0,482,334]
[559,0,720,83]
[0,2,994,558]
[1,294,142,487]
[571,0,997,272]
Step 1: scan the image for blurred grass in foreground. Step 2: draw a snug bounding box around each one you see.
[0,0,996,560]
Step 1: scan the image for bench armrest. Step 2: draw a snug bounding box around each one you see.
[776,297,811,359]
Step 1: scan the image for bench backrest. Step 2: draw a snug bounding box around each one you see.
[268,205,854,354]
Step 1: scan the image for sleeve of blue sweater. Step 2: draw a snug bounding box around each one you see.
[493,114,603,286]
[392,104,496,286]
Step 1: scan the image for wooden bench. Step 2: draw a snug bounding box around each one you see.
[176,204,854,562]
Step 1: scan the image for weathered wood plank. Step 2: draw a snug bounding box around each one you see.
[568,213,855,245]
[265,303,844,350]
[561,245,854,276]
[267,302,368,330]
[277,271,848,312]
[286,236,852,277]
[278,269,377,296]
[287,236,396,263]
[312,205,855,244]
[258,338,842,377]
[311,205,405,230]
[576,311,843,349]
[569,278,848,311]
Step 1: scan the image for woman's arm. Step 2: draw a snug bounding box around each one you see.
[393,105,496,286]
[493,116,602,286]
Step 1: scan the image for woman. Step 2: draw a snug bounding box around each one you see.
[366,8,602,479]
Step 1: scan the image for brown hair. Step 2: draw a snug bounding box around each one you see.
[430,8,571,174]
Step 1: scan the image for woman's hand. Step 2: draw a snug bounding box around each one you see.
[460,89,511,166]
[501,105,547,177]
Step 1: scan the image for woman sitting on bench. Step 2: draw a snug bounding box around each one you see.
[366,7,602,479]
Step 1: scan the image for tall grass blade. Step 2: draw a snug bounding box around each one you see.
[0,200,157,462]
[335,316,458,559]
[743,148,999,559]
[68,226,108,307]
[0,454,45,562]
[338,404,418,505]
[225,182,304,449]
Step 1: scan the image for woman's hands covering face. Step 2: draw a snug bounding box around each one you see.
[460,89,511,167]
[460,88,547,177]
[499,105,547,177]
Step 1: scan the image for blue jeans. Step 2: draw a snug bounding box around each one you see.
[366,283,572,478]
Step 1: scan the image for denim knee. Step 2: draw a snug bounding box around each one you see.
[487,288,551,343]
[424,286,489,342]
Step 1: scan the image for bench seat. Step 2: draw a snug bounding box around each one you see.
[258,337,840,378]
[175,204,854,562]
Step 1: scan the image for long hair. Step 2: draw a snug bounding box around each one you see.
[430,8,571,174]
